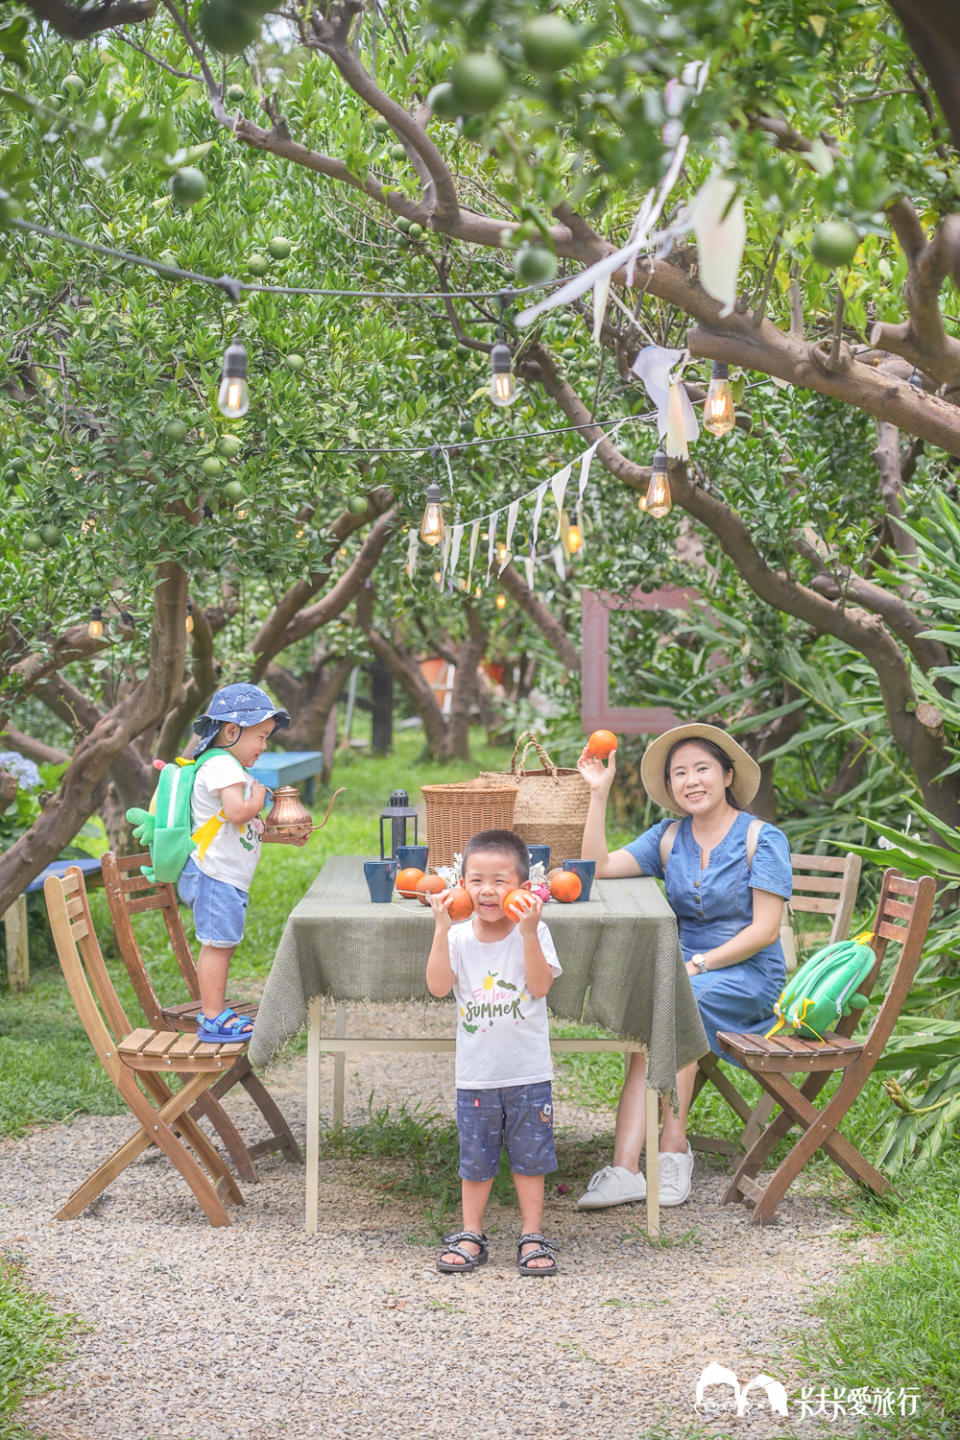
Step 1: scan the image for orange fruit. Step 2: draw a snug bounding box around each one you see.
[416,873,447,905]
[503,887,531,919]
[587,729,619,759]
[396,866,425,897]
[446,887,474,922]
[549,870,582,903]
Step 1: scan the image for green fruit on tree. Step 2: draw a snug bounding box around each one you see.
[165,418,188,442]
[267,235,292,259]
[223,480,246,503]
[372,117,391,135]
[450,52,508,114]
[8,457,27,474]
[40,524,61,547]
[202,456,224,478]
[811,220,860,268]
[521,15,581,73]
[247,252,270,276]
[22,530,43,552]
[62,73,85,95]
[390,143,407,163]
[395,216,412,234]
[396,234,411,250]
[408,222,424,241]
[516,244,558,285]
[346,495,369,515]
[170,167,208,207]
[427,82,461,119]
[158,250,177,268]
[285,353,305,371]
[198,0,260,54]
[436,334,454,351]
[455,342,470,359]
[226,82,246,103]
[219,434,243,458]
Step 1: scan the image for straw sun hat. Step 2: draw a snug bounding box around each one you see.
[640,723,761,816]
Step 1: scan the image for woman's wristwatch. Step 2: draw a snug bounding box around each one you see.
[691,953,709,973]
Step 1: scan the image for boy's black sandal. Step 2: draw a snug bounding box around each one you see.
[436,1231,489,1273]
[516,1232,560,1277]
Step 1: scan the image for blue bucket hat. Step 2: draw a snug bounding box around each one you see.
[192,683,291,755]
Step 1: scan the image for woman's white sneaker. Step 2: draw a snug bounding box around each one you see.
[577,1164,647,1209]
[658,1143,694,1206]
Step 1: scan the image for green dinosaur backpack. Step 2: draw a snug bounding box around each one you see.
[125,747,233,884]
[767,933,876,1042]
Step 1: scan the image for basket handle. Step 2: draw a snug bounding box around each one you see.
[510,732,559,780]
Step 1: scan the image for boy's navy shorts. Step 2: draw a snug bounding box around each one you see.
[178,857,248,947]
[456,1081,557,1181]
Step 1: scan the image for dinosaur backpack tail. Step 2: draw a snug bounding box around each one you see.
[126,747,232,884]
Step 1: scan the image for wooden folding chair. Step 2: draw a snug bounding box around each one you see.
[717,868,935,1224]
[101,851,302,1183]
[692,849,862,1155]
[44,867,247,1227]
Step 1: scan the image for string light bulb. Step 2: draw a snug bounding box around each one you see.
[908,368,923,388]
[185,600,194,634]
[703,361,736,436]
[637,492,647,512]
[567,522,583,554]
[434,569,442,584]
[489,293,516,407]
[495,592,507,610]
[87,604,104,639]
[645,451,672,518]
[217,340,249,418]
[420,482,445,546]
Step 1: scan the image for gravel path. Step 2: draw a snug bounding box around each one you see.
[4,1004,868,1440]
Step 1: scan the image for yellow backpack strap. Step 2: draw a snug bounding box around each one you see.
[191,811,225,860]
[658,821,680,872]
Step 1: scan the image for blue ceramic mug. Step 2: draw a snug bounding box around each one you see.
[527,844,551,873]
[563,857,596,902]
[364,858,398,903]
[396,844,429,872]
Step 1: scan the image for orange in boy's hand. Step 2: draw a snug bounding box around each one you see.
[416,873,447,905]
[396,866,425,897]
[549,870,582,903]
[503,888,531,920]
[445,886,474,922]
[587,729,619,759]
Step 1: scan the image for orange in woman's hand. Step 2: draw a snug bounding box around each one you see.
[587,729,619,759]
[416,873,447,905]
[549,870,582,903]
[396,867,425,897]
[445,886,474,922]
[503,888,531,919]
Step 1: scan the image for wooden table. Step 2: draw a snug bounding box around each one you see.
[251,856,708,1238]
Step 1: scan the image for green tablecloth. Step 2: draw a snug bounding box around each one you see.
[250,855,708,1097]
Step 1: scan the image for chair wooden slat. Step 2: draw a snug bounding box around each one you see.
[881,898,914,920]
[787,853,850,872]
[100,850,301,1183]
[789,875,845,896]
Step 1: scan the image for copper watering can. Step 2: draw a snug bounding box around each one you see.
[262,785,346,836]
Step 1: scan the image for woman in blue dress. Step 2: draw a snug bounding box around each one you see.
[575,723,792,1211]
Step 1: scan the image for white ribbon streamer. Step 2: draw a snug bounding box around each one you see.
[631,346,686,437]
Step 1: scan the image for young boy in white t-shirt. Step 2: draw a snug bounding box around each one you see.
[178,683,310,1044]
[427,829,562,1277]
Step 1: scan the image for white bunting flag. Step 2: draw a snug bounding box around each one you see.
[551,464,572,538]
[486,518,497,578]
[467,518,481,583]
[524,551,536,589]
[552,544,566,582]
[592,271,611,345]
[666,380,700,458]
[576,440,599,507]
[447,523,464,580]
[500,498,520,573]
[530,480,549,550]
[690,174,746,318]
[406,529,419,577]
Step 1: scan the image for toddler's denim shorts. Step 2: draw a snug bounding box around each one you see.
[456,1081,557,1181]
[178,857,249,947]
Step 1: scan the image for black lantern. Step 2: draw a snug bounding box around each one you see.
[379,789,419,859]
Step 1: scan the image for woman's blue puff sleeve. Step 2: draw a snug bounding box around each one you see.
[624,817,675,879]
[749,822,793,900]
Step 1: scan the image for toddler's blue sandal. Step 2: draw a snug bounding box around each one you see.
[516,1233,559,1277]
[196,1008,254,1044]
[436,1231,489,1273]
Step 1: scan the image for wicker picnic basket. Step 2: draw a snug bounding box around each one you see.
[480,733,591,862]
[421,780,520,869]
